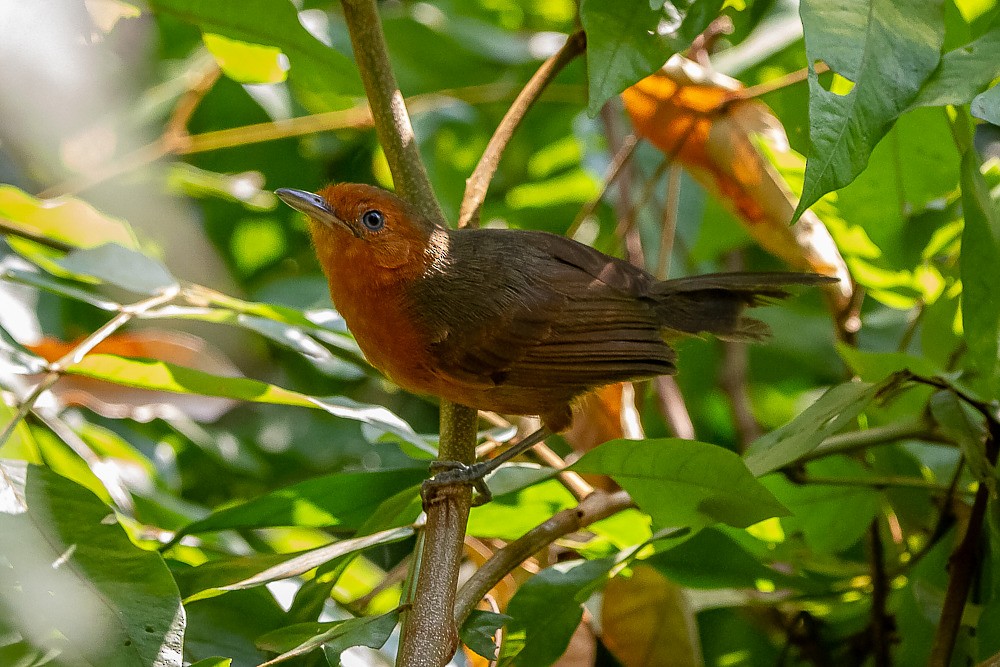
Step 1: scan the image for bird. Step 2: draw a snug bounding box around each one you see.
[276,183,835,501]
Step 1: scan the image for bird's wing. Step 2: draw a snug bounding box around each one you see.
[410,230,676,390]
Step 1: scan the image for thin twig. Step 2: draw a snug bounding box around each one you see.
[733,62,830,101]
[0,218,76,252]
[458,30,586,228]
[565,134,639,239]
[453,490,634,625]
[0,286,180,448]
[655,165,681,280]
[928,422,999,666]
[797,414,944,463]
[654,376,696,440]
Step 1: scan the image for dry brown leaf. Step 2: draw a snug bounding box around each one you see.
[622,55,853,320]
[28,329,240,422]
[602,565,702,667]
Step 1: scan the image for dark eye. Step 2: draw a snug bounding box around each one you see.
[361,209,385,231]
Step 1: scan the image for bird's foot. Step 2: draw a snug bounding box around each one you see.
[421,460,493,506]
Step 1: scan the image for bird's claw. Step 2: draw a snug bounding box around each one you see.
[422,460,493,506]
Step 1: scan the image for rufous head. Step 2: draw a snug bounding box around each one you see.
[276,183,441,279]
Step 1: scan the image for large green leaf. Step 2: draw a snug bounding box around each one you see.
[0,185,138,249]
[499,558,614,667]
[794,0,945,218]
[744,382,879,477]
[60,354,427,448]
[571,439,789,529]
[146,0,363,111]
[173,468,425,537]
[960,148,1000,399]
[58,243,178,295]
[0,465,184,666]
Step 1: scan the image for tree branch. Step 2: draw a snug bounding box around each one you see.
[340,0,446,227]
[453,490,634,626]
[458,30,586,228]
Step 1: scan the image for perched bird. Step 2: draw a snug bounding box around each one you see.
[277,184,834,498]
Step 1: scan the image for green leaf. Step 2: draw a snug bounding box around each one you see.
[58,243,177,295]
[3,267,119,310]
[971,83,1000,124]
[571,439,789,529]
[794,0,945,218]
[202,33,287,84]
[462,610,512,661]
[763,457,880,554]
[910,21,1000,108]
[0,465,184,666]
[468,474,576,540]
[960,148,1000,399]
[499,559,614,667]
[580,0,673,116]
[744,382,879,477]
[0,184,138,249]
[0,322,47,375]
[929,390,994,494]
[189,659,232,667]
[255,611,398,666]
[174,468,426,536]
[837,345,942,381]
[644,527,806,591]
[146,0,363,111]
[61,354,428,449]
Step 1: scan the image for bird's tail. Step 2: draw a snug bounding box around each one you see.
[651,272,836,342]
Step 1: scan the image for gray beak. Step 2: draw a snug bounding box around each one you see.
[275,188,354,235]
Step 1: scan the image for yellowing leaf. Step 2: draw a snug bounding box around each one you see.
[202,33,287,84]
[602,565,701,667]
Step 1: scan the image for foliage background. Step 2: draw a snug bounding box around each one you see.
[0,0,999,665]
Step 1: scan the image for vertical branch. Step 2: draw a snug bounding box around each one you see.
[338,3,475,665]
[928,421,999,666]
[340,0,446,227]
[868,520,892,667]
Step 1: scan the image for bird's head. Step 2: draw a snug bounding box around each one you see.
[276,183,444,284]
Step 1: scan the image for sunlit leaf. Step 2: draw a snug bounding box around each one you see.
[202,33,287,84]
[468,476,576,540]
[146,0,363,111]
[0,465,184,666]
[794,0,945,218]
[572,439,789,529]
[0,185,138,249]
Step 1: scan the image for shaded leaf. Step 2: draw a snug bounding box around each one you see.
[580,0,674,116]
[794,0,945,218]
[188,659,232,667]
[744,382,879,477]
[0,465,183,666]
[255,611,398,666]
[602,565,701,667]
[929,390,994,494]
[174,468,426,536]
[499,559,614,667]
[971,83,1000,125]
[960,148,1000,399]
[0,323,46,375]
[3,267,119,310]
[572,438,788,529]
[58,243,177,295]
[462,610,511,661]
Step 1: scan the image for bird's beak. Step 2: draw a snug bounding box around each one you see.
[275,188,354,235]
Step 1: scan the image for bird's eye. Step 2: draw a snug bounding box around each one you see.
[361,209,385,231]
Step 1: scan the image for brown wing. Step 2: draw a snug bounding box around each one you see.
[408,229,676,391]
